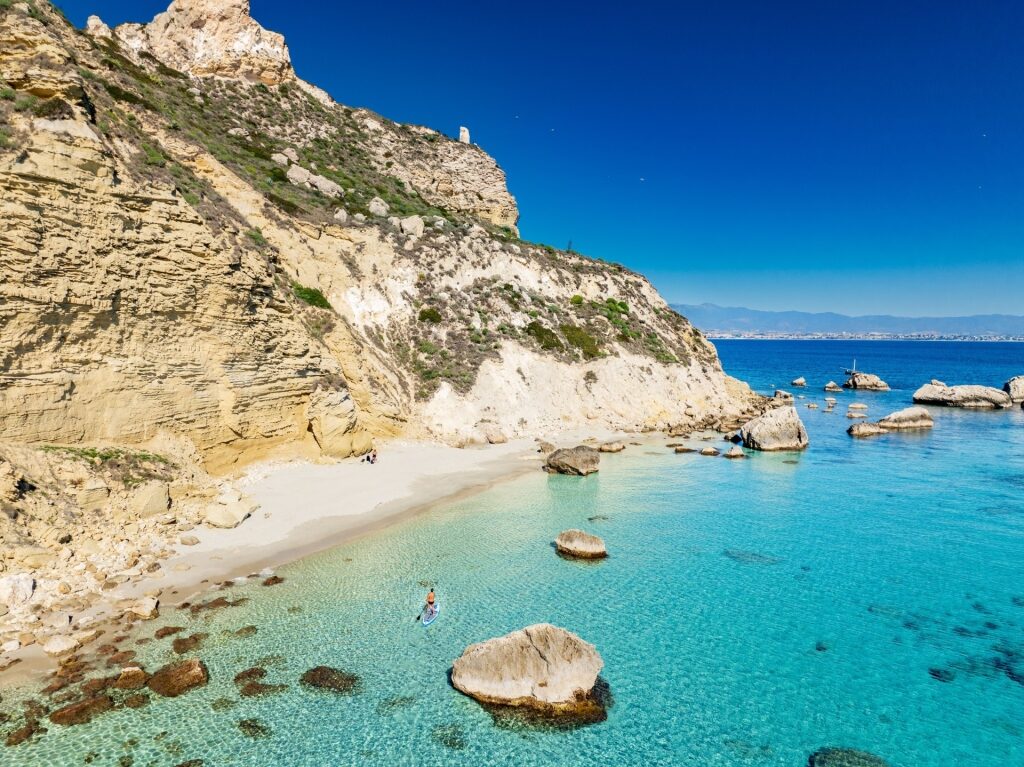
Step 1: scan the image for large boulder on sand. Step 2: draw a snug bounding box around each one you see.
[740,407,809,451]
[912,383,1011,409]
[544,446,600,476]
[843,372,890,391]
[147,659,209,697]
[878,406,933,430]
[1004,376,1024,402]
[555,530,607,559]
[451,624,605,719]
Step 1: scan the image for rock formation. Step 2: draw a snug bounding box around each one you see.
[1004,376,1024,403]
[544,447,601,476]
[791,377,806,387]
[843,372,890,391]
[847,422,886,438]
[0,0,759,473]
[147,658,209,696]
[740,407,809,451]
[554,529,607,559]
[877,406,934,430]
[111,0,296,86]
[824,381,842,392]
[450,624,605,717]
[848,406,934,438]
[912,383,1012,409]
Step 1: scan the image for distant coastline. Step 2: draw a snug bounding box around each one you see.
[706,333,1024,341]
[674,303,1024,341]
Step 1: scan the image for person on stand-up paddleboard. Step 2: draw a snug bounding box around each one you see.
[424,588,436,618]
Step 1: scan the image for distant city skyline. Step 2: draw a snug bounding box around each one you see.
[60,0,1024,316]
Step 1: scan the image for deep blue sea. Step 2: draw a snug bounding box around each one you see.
[5,341,1024,766]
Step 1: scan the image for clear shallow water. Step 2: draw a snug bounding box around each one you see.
[5,341,1024,766]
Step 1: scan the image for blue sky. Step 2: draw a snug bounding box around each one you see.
[59,0,1024,316]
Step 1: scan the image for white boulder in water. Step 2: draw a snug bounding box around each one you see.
[1004,376,1024,402]
[843,372,890,391]
[912,383,1011,409]
[740,406,809,451]
[544,446,600,476]
[555,529,607,559]
[451,624,606,719]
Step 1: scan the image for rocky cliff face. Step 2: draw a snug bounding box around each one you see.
[0,0,758,474]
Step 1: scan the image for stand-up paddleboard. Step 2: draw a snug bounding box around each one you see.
[422,602,440,626]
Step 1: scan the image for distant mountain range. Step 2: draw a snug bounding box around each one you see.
[673,304,1024,339]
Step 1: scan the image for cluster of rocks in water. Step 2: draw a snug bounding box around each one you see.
[0,570,298,749]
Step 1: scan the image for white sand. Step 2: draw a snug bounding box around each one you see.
[160,439,540,594]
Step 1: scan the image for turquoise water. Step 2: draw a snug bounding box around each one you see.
[5,341,1024,766]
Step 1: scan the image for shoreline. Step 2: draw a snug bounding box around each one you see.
[0,432,630,687]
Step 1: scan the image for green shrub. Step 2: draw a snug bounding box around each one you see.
[141,142,166,167]
[292,282,331,309]
[246,229,267,247]
[0,85,15,101]
[0,0,14,10]
[417,340,439,355]
[560,324,601,359]
[418,306,442,324]
[569,294,584,306]
[525,321,563,351]
[102,81,154,111]
[0,127,11,149]
[13,94,38,112]
[31,96,73,120]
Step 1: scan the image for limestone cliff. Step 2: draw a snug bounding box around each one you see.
[0,0,759,472]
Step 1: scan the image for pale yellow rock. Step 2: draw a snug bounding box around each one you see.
[129,482,171,519]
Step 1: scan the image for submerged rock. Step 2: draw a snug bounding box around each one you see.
[740,407,809,451]
[114,666,149,690]
[172,633,208,654]
[912,383,1011,409]
[824,381,843,392]
[843,372,890,391]
[700,447,720,456]
[300,666,360,694]
[238,718,271,739]
[49,695,114,726]
[147,659,209,697]
[807,747,890,766]
[554,530,607,559]
[724,549,781,565]
[598,442,625,453]
[543,446,600,476]
[723,445,747,459]
[450,624,605,720]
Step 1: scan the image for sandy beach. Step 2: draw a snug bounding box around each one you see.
[0,438,543,685]
[163,438,541,593]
